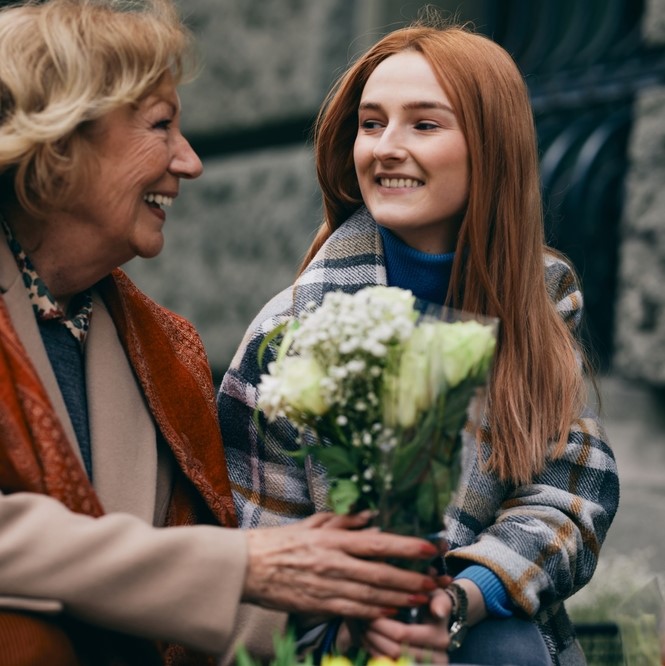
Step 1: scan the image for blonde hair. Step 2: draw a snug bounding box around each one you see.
[0,0,196,217]
[303,23,587,484]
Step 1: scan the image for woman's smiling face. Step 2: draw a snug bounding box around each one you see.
[353,50,469,254]
[68,72,202,266]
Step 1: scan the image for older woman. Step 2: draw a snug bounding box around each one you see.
[0,2,440,665]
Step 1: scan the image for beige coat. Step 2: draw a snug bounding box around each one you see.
[0,238,285,663]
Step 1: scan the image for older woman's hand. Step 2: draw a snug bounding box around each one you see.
[242,512,438,618]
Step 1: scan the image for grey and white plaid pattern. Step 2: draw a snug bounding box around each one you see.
[217,207,619,663]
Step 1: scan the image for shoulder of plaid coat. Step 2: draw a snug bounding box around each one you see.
[217,285,318,527]
[544,251,585,333]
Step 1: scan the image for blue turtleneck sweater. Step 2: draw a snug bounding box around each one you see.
[378,225,454,306]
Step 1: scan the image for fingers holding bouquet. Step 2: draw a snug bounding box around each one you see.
[242,516,440,619]
[339,603,452,665]
[334,573,482,662]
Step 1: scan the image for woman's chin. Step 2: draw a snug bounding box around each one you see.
[133,235,165,260]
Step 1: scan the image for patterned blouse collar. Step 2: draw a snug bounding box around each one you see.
[1,213,92,345]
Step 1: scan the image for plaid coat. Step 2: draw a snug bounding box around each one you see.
[218,207,619,664]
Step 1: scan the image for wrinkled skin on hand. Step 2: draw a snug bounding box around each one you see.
[242,512,439,619]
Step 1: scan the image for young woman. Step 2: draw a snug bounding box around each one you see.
[219,20,620,665]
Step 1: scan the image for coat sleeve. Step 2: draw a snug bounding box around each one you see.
[218,297,320,528]
[0,491,281,655]
[444,256,620,617]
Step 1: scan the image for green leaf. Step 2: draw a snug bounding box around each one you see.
[329,479,361,514]
[234,645,258,666]
[311,445,357,477]
[391,437,431,493]
[430,460,455,519]
[251,404,267,445]
[257,320,289,369]
[283,447,308,465]
[274,629,295,663]
[275,320,300,364]
[415,475,438,529]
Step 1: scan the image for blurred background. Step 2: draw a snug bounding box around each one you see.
[123,0,665,595]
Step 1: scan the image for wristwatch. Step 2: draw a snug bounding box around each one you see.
[445,582,469,651]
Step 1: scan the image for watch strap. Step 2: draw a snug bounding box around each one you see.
[445,582,469,651]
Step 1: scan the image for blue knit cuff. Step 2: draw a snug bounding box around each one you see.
[456,565,514,618]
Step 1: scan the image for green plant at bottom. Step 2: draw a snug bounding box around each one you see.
[235,629,415,666]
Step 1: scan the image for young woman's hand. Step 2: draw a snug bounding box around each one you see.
[337,577,487,663]
[339,602,452,665]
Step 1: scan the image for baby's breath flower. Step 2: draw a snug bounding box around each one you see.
[329,366,348,379]
[366,341,387,357]
[339,339,360,355]
[346,359,366,374]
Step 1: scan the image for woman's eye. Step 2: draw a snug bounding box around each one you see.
[415,121,439,131]
[360,120,383,130]
[153,118,173,130]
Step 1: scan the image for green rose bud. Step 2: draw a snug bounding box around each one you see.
[433,320,496,388]
[382,324,437,429]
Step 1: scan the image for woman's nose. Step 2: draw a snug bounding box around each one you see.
[170,133,203,179]
[373,126,407,162]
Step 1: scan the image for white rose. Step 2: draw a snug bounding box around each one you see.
[277,356,329,416]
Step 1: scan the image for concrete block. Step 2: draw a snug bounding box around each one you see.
[176,0,356,134]
[613,86,665,384]
[644,0,665,46]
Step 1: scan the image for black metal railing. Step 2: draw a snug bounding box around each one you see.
[483,0,663,368]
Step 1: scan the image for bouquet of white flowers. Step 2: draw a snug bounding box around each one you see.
[258,286,497,546]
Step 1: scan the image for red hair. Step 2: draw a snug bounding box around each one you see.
[301,24,587,484]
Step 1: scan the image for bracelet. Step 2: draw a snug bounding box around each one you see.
[445,583,469,651]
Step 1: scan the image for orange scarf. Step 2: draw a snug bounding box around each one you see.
[0,268,237,665]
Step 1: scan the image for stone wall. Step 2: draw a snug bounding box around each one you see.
[612,0,665,385]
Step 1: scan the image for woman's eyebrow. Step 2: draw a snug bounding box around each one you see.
[358,100,455,114]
